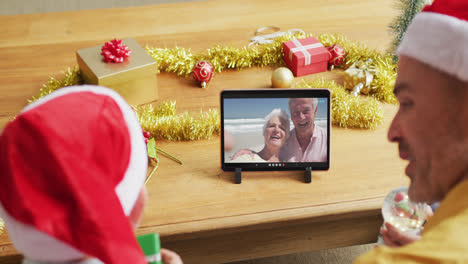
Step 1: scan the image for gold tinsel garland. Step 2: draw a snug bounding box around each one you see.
[146,32,397,104]
[28,69,220,141]
[316,34,397,104]
[3,33,394,237]
[298,79,383,129]
[29,32,395,136]
[30,67,83,103]
[135,101,220,141]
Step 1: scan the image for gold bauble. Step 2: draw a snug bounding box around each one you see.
[271,67,294,88]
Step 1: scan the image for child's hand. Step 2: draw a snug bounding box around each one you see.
[161,248,183,264]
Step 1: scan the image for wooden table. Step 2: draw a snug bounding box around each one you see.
[0,0,407,263]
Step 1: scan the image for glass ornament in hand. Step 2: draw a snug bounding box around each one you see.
[382,187,428,234]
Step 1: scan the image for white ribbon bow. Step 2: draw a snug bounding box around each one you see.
[249,27,305,47]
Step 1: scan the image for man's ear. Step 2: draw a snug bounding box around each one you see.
[128,185,148,230]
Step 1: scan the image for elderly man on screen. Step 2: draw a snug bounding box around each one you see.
[279,98,327,162]
[232,97,327,162]
[355,0,468,262]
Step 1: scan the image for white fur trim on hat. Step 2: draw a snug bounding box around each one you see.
[0,203,85,262]
[397,12,468,82]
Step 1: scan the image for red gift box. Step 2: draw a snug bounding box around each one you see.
[283,37,330,77]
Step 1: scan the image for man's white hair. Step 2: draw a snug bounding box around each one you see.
[288,98,318,112]
[263,108,290,139]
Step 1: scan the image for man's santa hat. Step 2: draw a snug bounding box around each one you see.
[397,0,468,82]
[0,86,148,263]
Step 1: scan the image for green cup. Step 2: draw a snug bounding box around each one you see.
[137,233,162,264]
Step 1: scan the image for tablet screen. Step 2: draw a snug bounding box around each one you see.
[221,89,330,171]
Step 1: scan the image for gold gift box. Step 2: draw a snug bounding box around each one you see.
[76,38,158,105]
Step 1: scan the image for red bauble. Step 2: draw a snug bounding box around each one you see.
[101,39,131,63]
[143,131,151,139]
[327,44,345,68]
[192,61,214,88]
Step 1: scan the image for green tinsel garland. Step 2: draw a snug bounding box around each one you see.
[388,0,427,58]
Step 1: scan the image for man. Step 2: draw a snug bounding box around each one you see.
[355,0,468,262]
[0,86,182,264]
[279,98,327,162]
[232,97,327,162]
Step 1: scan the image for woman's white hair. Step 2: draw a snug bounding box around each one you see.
[263,108,290,139]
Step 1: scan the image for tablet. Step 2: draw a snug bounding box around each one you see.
[221,89,330,173]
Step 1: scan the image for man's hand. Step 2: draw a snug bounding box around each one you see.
[161,248,183,264]
[380,222,421,247]
[231,149,255,160]
[380,204,433,247]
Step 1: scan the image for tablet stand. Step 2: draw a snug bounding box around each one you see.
[235,168,242,184]
[234,167,311,183]
[305,167,312,183]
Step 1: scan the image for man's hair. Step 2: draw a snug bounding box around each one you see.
[438,65,467,96]
[415,56,468,99]
[288,98,318,112]
[263,108,290,139]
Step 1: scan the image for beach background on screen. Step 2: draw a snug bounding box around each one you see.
[224,98,328,162]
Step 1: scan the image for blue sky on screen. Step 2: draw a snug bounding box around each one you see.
[224,98,328,119]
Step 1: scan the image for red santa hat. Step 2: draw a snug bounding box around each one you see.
[0,85,148,263]
[397,0,468,82]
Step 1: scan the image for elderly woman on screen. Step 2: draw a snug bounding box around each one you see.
[231,108,290,162]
